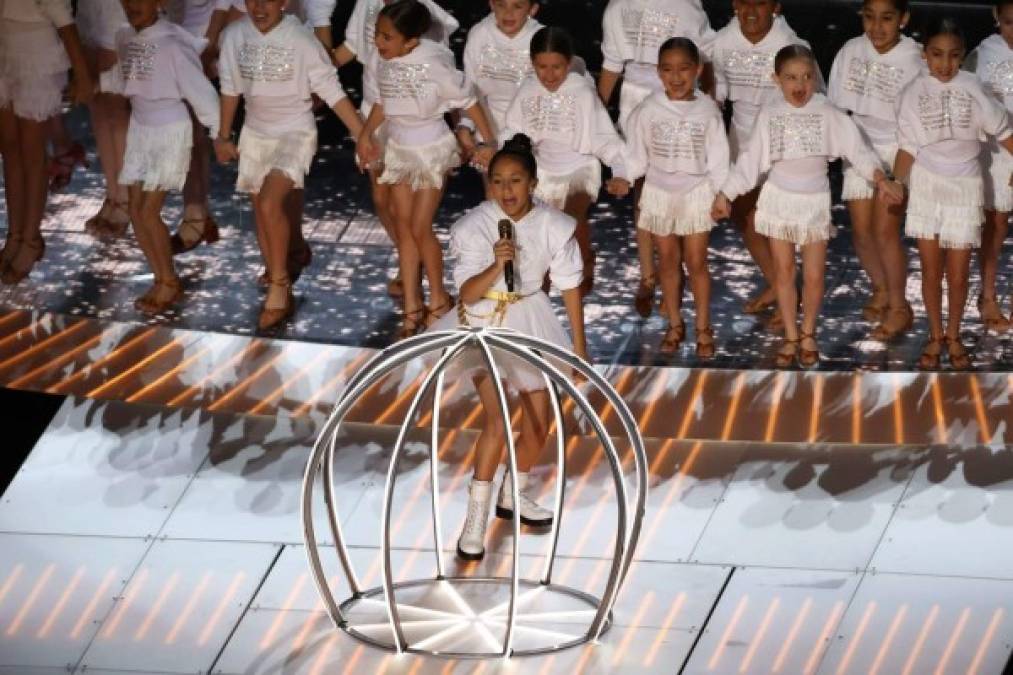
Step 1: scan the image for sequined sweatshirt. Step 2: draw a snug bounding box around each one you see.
[600,0,714,88]
[218,15,348,134]
[500,71,627,176]
[722,93,880,198]
[113,18,219,136]
[896,71,1012,177]
[972,34,1013,114]
[623,93,729,194]
[463,14,542,130]
[828,34,923,146]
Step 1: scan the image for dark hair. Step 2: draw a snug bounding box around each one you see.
[530,26,574,61]
[774,44,817,73]
[863,0,910,14]
[658,37,700,64]
[378,0,432,40]
[489,133,537,178]
[921,16,965,50]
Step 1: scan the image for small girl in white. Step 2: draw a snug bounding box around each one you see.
[883,18,1013,369]
[113,0,219,314]
[712,45,901,368]
[356,0,496,338]
[428,134,586,561]
[966,0,1013,333]
[609,37,727,358]
[215,0,364,331]
[501,26,627,296]
[828,0,922,340]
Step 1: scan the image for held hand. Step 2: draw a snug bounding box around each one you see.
[877,179,905,205]
[355,133,380,171]
[69,70,95,106]
[710,193,732,221]
[455,127,476,163]
[605,178,631,197]
[471,145,495,171]
[201,45,219,78]
[214,137,239,164]
[96,48,118,73]
[493,238,515,271]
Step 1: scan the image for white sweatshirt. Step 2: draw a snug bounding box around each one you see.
[708,15,814,143]
[623,92,729,193]
[972,33,1013,113]
[600,0,714,89]
[722,93,880,199]
[897,71,1012,176]
[463,14,543,129]
[2,0,73,27]
[500,71,627,176]
[115,18,219,135]
[342,0,458,61]
[828,34,922,147]
[218,15,348,134]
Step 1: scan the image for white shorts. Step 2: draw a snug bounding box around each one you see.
[983,144,1013,213]
[378,132,460,191]
[534,157,601,209]
[755,181,832,245]
[905,162,984,249]
[842,143,898,202]
[119,117,193,192]
[236,125,317,193]
[637,179,716,237]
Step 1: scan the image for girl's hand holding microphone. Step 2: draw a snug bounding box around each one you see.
[493,236,515,271]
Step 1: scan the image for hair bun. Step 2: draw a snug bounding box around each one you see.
[503,133,533,155]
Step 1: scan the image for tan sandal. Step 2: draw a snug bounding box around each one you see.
[869,304,913,342]
[659,322,685,354]
[945,337,972,370]
[799,332,820,369]
[775,338,800,369]
[743,290,776,314]
[1,237,44,285]
[634,274,657,319]
[400,307,426,340]
[861,287,889,322]
[425,296,454,327]
[978,297,1011,333]
[258,277,294,331]
[134,277,183,315]
[695,325,715,359]
[917,336,944,371]
[171,215,220,254]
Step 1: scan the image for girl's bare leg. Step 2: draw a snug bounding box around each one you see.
[0,106,26,264]
[472,375,507,482]
[563,191,594,292]
[848,197,888,316]
[653,233,683,326]
[943,247,972,342]
[390,183,423,323]
[633,178,654,283]
[181,114,211,223]
[409,186,451,313]
[769,238,800,353]
[516,389,550,473]
[799,239,828,345]
[251,171,295,309]
[979,209,1011,329]
[870,195,911,335]
[917,239,945,340]
[733,188,777,309]
[9,116,50,276]
[683,231,712,331]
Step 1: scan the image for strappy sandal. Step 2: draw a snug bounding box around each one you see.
[400,307,426,339]
[978,296,1011,333]
[84,199,112,236]
[258,277,295,331]
[170,215,220,254]
[869,303,914,342]
[48,142,88,193]
[1,237,44,285]
[917,336,944,371]
[695,325,716,359]
[134,276,183,315]
[425,296,454,327]
[861,287,889,322]
[659,322,685,354]
[799,331,820,369]
[743,290,776,314]
[945,337,972,370]
[775,338,800,369]
[0,233,23,276]
[634,273,657,318]
[387,275,404,298]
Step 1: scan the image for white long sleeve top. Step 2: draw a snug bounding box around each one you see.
[463,14,543,129]
[896,71,1012,176]
[828,34,922,146]
[623,92,729,193]
[368,38,475,144]
[218,15,348,134]
[722,93,880,199]
[76,0,127,49]
[342,0,458,61]
[217,0,337,30]
[500,71,627,176]
[600,0,714,89]
[971,33,1013,113]
[114,18,219,135]
[452,200,583,294]
[708,16,813,142]
[2,0,73,27]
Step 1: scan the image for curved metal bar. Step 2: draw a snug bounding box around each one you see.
[473,336,522,658]
[380,335,473,653]
[429,369,447,579]
[541,374,567,585]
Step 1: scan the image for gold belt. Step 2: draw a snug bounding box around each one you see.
[457,290,536,327]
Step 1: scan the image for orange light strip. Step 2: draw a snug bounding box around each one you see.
[205,353,289,413]
[374,374,425,425]
[197,571,246,645]
[740,597,780,673]
[900,604,939,675]
[802,600,843,675]
[808,375,824,444]
[677,370,709,439]
[868,603,908,675]
[134,572,180,642]
[6,333,104,389]
[342,645,365,675]
[291,350,374,417]
[86,339,184,399]
[0,564,24,610]
[125,346,213,404]
[772,596,813,673]
[308,633,339,675]
[35,566,85,639]
[292,611,327,651]
[930,374,947,445]
[167,339,267,408]
[0,319,45,353]
[417,378,463,428]
[599,367,638,426]
[969,376,992,445]
[165,571,213,645]
[834,601,876,675]
[892,374,905,445]
[260,572,308,649]
[582,558,611,594]
[557,498,610,583]
[0,319,89,374]
[611,591,655,665]
[967,608,1004,675]
[247,349,333,416]
[764,372,787,442]
[441,659,456,675]
[641,441,703,550]
[47,328,158,394]
[643,591,687,666]
[708,595,749,671]
[69,568,117,639]
[0,309,27,333]
[932,606,970,675]
[102,568,149,639]
[5,563,56,636]
[851,375,862,445]
[720,373,746,442]
[637,369,672,433]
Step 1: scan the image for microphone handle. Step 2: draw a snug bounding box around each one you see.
[504,261,514,292]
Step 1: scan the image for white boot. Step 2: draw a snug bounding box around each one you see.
[495,471,554,527]
[457,479,493,561]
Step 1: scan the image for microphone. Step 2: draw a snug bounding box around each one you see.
[497,219,514,292]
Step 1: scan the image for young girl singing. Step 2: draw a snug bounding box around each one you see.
[216,0,364,330]
[356,0,496,338]
[501,26,628,296]
[884,18,1013,369]
[609,38,728,357]
[829,0,922,340]
[712,45,900,368]
[429,134,586,561]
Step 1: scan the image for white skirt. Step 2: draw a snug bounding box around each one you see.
[983,144,1013,213]
[237,125,318,193]
[754,181,832,245]
[638,179,716,236]
[0,20,69,121]
[427,292,573,393]
[905,162,984,249]
[842,143,897,201]
[534,158,601,209]
[619,79,653,135]
[378,132,460,191]
[119,117,193,192]
[360,99,389,172]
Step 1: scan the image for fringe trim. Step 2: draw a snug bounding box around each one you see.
[535,160,601,209]
[984,147,1013,212]
[119,118,193,192]
[236,126,317,193]
[637,181,715,236]
[909,162,984,209]
[904,162,985,248]
[3,27,69,76]
[842,143,897,202]
[379,134,459,191]
[754,182,832,245]
[3,73,66,121]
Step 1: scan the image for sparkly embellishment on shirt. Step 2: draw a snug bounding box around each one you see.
[917,88,972,133]
[121,40,158,81]
[842,57,906,103]
[521,93,577,133]
[769,112,824,158]
[649,119,705,159]
[378,61,433,99]
[984,59,1013,97]
[477,43,532,85]
[238,43,295,82]
[720,49,776,89]
[621,7,681,54]
[363,1,381,49]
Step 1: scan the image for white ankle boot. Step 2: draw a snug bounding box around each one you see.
[457,479,493,561]
[495,471,554,527]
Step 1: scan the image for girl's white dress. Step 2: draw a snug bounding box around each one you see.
[218,14,350,193]
[971,33,1013,212]
[897,71,1012,248]
[500,71,627,208]
[429,199,583,392]
[0,0,74,120]
[721,93,881,245]
[828,34,923,200]
[623,92,729,236]
[113,18,219,192]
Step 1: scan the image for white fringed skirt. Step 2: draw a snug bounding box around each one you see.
[236,125,317,193]
[0,20,69,121]
[119,117,193,192]
[754,181,832,245]
[534,158,601,209]
[983,143,1013,213]
[378,132,460,191]
[637,180,716,237]
[905,162,984,249]
[842,143,897,201]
